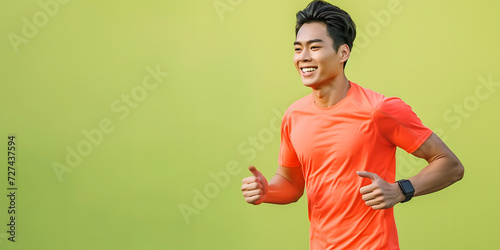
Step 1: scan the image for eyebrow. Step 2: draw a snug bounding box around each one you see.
[293,39,324,46]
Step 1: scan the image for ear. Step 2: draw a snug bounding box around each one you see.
[338,44,351,65]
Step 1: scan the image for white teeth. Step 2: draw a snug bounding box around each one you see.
[302,67,317,73]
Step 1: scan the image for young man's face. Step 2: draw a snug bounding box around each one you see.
[293,22,345,88]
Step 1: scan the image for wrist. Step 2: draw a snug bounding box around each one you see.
[396,179,415,203]
[395,184,406,203]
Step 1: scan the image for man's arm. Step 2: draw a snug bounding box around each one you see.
[408,133,464,196]
[241,165,305,205]
[358,133,464,209]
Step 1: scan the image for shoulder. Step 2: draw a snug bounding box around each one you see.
[374,97,415,119]
[373,96,433,152]
[349,82,386,109]
[373,96,429,136]
[349,82,412,115]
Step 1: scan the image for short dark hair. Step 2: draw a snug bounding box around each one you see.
[295,0,356,68]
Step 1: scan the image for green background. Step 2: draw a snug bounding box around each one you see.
[1,0,499,249]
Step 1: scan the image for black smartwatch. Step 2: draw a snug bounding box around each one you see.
[396,179,415,203]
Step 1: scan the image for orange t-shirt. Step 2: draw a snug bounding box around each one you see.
[278,82,432,250]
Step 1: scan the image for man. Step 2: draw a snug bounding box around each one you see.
[240,1,464,249]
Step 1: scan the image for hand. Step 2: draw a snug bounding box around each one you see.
[241,166,269,205]
[357,171,405,210]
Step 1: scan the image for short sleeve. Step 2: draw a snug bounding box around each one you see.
[374,97,433,153]
[278,114,301,167]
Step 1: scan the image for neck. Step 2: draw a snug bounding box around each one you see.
[311,75,351,108]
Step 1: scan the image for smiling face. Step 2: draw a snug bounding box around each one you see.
[294,22,349,88]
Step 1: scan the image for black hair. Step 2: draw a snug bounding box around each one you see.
[295,0,356,68]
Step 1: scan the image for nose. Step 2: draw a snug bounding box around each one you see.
[299,49,311,62]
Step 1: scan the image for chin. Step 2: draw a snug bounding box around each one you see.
[301,79,318,88]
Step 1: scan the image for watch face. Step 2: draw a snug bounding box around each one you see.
[401,180,415,193]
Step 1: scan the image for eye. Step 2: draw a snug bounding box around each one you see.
[295,47,302,52]
[311,46,320,50]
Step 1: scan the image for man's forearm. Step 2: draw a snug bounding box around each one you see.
[409,155,464,197]
[263,174,304,204]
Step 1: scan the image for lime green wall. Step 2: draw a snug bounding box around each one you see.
[1,0,498,249]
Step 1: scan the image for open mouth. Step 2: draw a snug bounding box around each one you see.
[301,67,318,73]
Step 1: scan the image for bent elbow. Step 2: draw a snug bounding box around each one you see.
[452,161,464,183]
[291,191,304,203]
